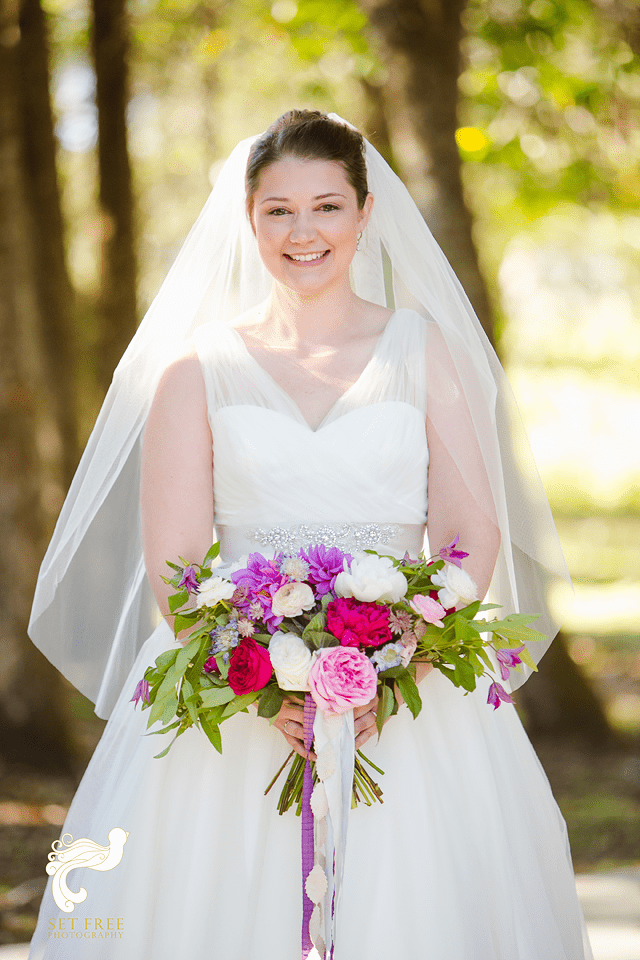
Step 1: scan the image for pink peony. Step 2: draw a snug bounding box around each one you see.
[326,597,392,649]
[308,646,378,714]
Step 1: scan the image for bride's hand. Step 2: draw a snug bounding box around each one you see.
[353,696,381,750]
[266,695,381,757]
[273,696,317,761]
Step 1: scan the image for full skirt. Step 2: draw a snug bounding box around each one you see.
[28,619,593,960]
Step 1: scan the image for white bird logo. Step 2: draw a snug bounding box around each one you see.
[46,828,129,912]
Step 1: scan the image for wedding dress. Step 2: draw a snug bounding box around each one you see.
[27,307,593,960]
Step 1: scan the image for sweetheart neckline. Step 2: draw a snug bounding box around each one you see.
[227,309,403,433]
[212,398,427,437]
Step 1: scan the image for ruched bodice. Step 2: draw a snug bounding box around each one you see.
[192,308,429,558]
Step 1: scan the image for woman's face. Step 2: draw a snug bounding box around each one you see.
[250,156,373,296]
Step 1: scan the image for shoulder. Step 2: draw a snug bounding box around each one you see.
[152,346,207,410]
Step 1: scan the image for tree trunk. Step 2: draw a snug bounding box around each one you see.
[90,0,138,393]
[357,0,494,343]
[358,0,614,746]
[18,0,78,489]
[0,0,75,773]
[517,631,618,747]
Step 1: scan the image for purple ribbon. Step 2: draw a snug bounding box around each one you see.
[301,693,317,959]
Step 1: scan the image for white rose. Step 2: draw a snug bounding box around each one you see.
[196,576,236,608]
[271,581,316,618]
[334,554,408,604]
[268,632,313,691]
[431,563,478,610]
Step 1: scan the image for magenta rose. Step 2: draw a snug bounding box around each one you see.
[228,638,273,694]
[203,656,219,674]
[308,646,378,714]
[326,597,392,649]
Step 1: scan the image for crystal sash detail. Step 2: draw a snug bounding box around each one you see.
[215,522,426,560]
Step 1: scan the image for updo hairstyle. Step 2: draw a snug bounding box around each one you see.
[245,110,369,218]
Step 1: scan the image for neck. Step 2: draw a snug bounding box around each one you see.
[262,279,362,346]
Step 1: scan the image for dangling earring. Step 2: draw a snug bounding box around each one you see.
[356,232,362,251]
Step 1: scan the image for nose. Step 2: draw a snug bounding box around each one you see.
[289,211,317,244]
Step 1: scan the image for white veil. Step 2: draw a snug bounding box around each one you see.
[28,114,571,720]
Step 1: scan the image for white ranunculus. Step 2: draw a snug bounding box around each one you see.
[431,563,478,610]
[268,631,313,691]
[196,576,235,608]
[334,554,408,604]
[271,581,315,618]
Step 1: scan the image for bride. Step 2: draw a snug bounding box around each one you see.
[27,110,593,959]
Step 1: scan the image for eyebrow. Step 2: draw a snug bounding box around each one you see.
[260,193,347,204]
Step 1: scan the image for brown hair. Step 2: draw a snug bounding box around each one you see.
[245,110,369,218]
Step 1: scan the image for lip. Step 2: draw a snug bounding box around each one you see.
[284,250,330,264]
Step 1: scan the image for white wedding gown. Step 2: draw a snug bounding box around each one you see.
[28,308,593,959]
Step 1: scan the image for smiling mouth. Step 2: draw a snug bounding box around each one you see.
[284,250,330,262]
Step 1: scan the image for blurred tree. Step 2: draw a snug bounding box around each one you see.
[0,0,76,773]
[18,0,78,487]
[356,0,495,342]
[91,0,138,393]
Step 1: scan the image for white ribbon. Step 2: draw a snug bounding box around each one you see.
[311,707,355,955]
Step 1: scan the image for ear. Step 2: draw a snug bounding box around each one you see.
[357,193,374,232]
[248,204,257,236]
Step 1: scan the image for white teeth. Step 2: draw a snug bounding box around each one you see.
[289,251,326,261]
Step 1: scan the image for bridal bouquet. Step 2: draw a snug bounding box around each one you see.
[131,536,545,811]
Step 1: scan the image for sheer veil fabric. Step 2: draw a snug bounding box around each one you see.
[28,115,571,721]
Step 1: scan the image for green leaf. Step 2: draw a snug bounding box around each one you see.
[153,742,174,759]
[200,717,222,753]
[477,646,495,672]
[154,648,179,671]
[518,646,538,671]
[257,685,285,718]
[456,600,482,620]
[396,672,422,719]
[165,561,182,573]
[161,693,178,724]
[147,696,166,727]
[302,610,327,637]
[203,542,221,567]
[174,634,201,675]
[376,684,395,738]
[200,686,235,708]
[143,719,182,736]
[453,615,479,643]
[173,612,200,634]
[304,631,339,650]
[155,664,182,702]
[169,589,189,614]
[222,691,259,718]
[453,657,477,692]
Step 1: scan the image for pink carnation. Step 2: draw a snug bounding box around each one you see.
[308,646,378,715]
[326,597,392,649]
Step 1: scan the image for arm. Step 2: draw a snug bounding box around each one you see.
[140,349,214,623]
[426,413,501,601]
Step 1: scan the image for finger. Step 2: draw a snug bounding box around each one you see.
[354,727,375,749]
[353,696,378,719]
[282,719,303,740]
[354,710,377,736]
[285,734,317,761]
